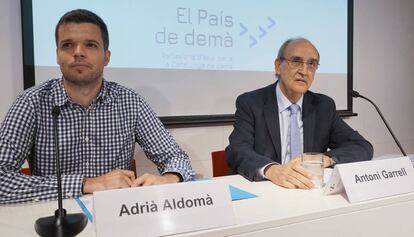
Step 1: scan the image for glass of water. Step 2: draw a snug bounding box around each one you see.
[301,152,324,188]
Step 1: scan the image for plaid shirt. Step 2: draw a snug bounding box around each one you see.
[0,78,194,204]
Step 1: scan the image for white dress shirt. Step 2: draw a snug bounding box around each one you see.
[276,83,304,164]
[259,83,304,177]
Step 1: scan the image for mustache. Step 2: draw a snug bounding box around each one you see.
[69,61,92,68]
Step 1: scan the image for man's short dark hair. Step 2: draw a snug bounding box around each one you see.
[55,9,109,50]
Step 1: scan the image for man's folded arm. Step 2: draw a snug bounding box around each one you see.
[326,102,373,163]
[0,97,85,204]
[135,96,195,182]
[0,168,84,204]
[226,95,275,181]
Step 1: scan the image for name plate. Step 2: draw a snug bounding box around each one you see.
[324,156,414,203]
[93,180,236,237]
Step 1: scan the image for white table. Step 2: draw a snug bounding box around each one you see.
[1,175,413,236]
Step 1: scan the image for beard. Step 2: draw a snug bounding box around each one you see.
[60,66,104,86]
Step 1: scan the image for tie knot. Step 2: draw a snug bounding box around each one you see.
[289,104,299,115]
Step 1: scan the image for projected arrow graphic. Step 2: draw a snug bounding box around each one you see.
[258,27,267,38]
[240,16,277,48]
[249,35,258,47]
[267,17,275,29]
[239,23,248,36]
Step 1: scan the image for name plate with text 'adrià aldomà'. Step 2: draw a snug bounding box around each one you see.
[324,156,414,203]
[93,180,236,237]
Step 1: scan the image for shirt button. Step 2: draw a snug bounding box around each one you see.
[66,193,73,198]
[84,136,89,142]
[85,162,89,167]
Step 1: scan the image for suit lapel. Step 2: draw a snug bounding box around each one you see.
[302,92,316,152]
[263,83,282,162]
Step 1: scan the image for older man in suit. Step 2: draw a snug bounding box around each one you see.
[226,37,373,189]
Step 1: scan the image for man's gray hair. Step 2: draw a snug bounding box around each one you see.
[276,37,320,60]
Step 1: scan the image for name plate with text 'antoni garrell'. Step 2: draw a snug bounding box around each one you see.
[324,156,414,203]
[93,179,236,237]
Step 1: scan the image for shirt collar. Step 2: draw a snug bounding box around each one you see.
[51,78,70,107]
[276,81,303,113]
[96,79,110,103]
[51,77,114,107]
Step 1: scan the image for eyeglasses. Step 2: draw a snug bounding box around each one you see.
[281,57,319,72]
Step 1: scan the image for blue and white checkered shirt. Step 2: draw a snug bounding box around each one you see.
[0,78,195,204]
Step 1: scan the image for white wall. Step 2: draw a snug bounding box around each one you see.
[351,0,414,156]
[0,0,23,118]
[1,0,413,178]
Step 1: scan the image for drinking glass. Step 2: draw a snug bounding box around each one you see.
[301,153,324,188]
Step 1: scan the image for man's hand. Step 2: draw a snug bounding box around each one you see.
[131,172,181,187]
[82,169,136,194]
[323,155,334,167]
[264,157,314,189]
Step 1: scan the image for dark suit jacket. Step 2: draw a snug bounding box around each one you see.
[226,83,373,181]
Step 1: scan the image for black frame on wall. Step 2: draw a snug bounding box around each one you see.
[20,0,355,128]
